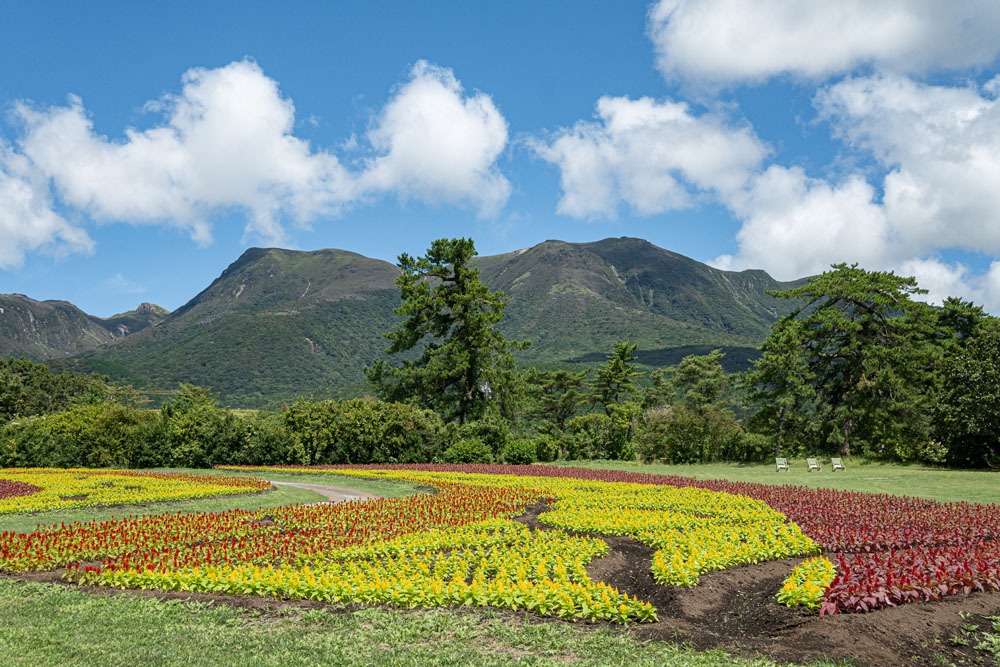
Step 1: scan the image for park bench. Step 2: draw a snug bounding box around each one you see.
[806,458,821,472]
[775,457,789,472]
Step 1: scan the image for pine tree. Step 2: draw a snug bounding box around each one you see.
[366,238,526,424]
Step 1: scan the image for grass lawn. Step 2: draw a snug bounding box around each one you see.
[553,460,1000,505]
[0,578,841,667]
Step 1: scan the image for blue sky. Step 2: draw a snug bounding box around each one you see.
[3,1,1000,317]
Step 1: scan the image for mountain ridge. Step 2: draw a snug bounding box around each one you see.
[4,238,804,406]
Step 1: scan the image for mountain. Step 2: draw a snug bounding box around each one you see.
[0,295,167,360]
[9,238,805,406]
[475,237,802,368]
[57,247,402,405]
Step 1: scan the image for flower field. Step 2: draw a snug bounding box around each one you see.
[1,463,998,624]
[0,468,270,515]
[226,464,1000,615]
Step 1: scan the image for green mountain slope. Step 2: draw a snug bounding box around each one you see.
[7,238,804,406]
[475,237,801,365]
[65,248,402,405]
[0,295,166,359]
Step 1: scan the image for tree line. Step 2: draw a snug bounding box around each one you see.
[1,240,998,469]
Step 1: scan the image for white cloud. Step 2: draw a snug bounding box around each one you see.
[105,273,147,295]
[4,59,510,267]
[15,60,353,247]
[816,74,1000,255]
[648,0,1000,85]
[530,95,768,218]
[897,258,970,307]
[361,61,511,217]
[0,142,93,269]
[703,74,1000,311]
[714,166,890,279]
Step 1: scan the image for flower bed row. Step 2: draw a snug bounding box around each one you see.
[290,464,1000,615]
[0,468,270,516]
[224,466,819,592]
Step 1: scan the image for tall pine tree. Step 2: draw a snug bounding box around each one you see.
[367,238,526,424]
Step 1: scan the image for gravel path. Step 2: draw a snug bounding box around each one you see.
[267,480,378,503]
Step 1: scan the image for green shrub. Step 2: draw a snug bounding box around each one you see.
[532,433,559,462]
[502,438,538,465]
[636,404,741,464]
[234,412,296,465]
[282,398,444,465]
[456,416,509,458]
[0,403,161,468]
[442,437,494,464]
[565,404,637,461]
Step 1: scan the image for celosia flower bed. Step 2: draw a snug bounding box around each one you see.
[2,475,657,623]
[279,464,1000,615]
[3,463,997,620]
[0,468,270,515]
[0,478,42,501]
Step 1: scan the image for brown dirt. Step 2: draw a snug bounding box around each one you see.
[515,501,1000,666]
[5,500,999,666]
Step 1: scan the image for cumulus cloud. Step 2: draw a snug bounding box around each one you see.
[0,142,93,269]
[361,61,510,216]
[816,74,1000,253]
[530,95,768,218]
[3,59,510,265]
[710,74,1000,310]
[15,60,352,246]
[714,166,890,279]
[648,0,1000,85]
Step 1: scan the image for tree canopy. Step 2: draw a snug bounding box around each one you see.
[367,238,526,424]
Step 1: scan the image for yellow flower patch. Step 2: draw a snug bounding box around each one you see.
[0,468,269,515]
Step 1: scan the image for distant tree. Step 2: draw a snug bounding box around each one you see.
[524,368,589,433]
[367,238,527,424]
[935,316,1000,468]
[742,318,820,457]
[161,384,240,467]
[0,357,130,423]
[668,348,728,412]
[746,264,939,458]
[591,341,642,414]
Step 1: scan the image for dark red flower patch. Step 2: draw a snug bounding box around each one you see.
[0,479,43,501]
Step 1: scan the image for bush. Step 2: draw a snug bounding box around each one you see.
[0,403,161,468]
[442,437,494,464]
[636,404,741,464]
[233,412,296,465]
[532,433,559,462]
[282,398,445,465]
[502,438,538,465]
[456,416,510,458]
[565,403,638,461]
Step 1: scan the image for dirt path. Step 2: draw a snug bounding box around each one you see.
[266,480,378,503]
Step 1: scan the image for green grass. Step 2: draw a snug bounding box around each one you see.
[0,578,844,667]
[0,468,418,534]
[552,460,1000,505]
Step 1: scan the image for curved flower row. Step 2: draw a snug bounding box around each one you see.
[73,519,656,623]
[245,464,1000,615]
[0,469,270,516]
[232,466,819,591]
